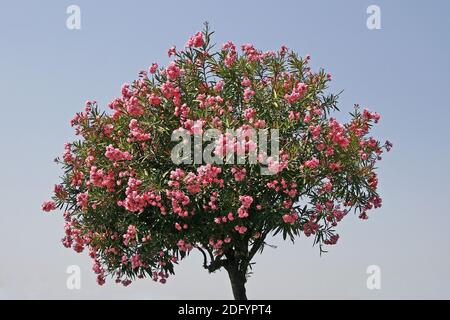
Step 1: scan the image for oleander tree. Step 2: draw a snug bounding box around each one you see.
[42,24,392,300]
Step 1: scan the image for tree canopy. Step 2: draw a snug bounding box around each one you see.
[42,24,391,299]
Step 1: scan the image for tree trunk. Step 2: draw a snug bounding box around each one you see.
[226,267,248,300]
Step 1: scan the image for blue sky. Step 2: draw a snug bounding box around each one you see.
[0,0,449,299]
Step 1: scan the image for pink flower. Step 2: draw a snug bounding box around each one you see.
[303,220,319,236]
[241,77,251,87]
[166,61,182,80]
[168,46,176,57]
[186,32,204,48]
[324,234,339,245]
[210,238,223,250]
[267,157,284,174]
[254,119,266,128]
[123,225,137,246]
[97,275,105,286]
[148,94,162,106]
[131,254,144,269]
[239,195,253,209]
[128,119,151,142]
[283,200,293,209]
[42,201,56,212]
[288,111,300,121]
[191,120,204,135]
[363,108,381,123]
[126,97,144,116]
[118,178,164,213]
[234,225,248,234]
[241,43,261,62]
[304,113,311,123]
[323,181,333,192]
[54,184,66,199]
[284,82,308,103]
[103,123,114,136]
[225,53,236,67]
[279,45,288,56]
[149,63,158,74]
[328,119,350,148]
[235,195,253,219]
[160,80,180,100]
[89,167,115,192]
[237,207,249,218]
[76,192,88,207]
[175,103,190,118]
[214,80,224,91]
[310,125,321,139]
[282,213,298,225]
[244,108,256,121]
[105,144,132,162]
[222,41,237,67]
[243,88,255,102]
[122,279,132,286]
[304,157,319,169]
[92,260,103,274]
[231,167,246,182]
[177,239,193,252]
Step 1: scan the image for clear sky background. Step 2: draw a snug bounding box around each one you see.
[0,0,449,299]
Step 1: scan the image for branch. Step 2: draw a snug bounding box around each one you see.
[196,245,229,273]
[196,246,209,269]
[240,231,268,273]
[205,246,215,262]
[207,256,228,273]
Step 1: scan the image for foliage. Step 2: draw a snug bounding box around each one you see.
[42,23,392,288]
